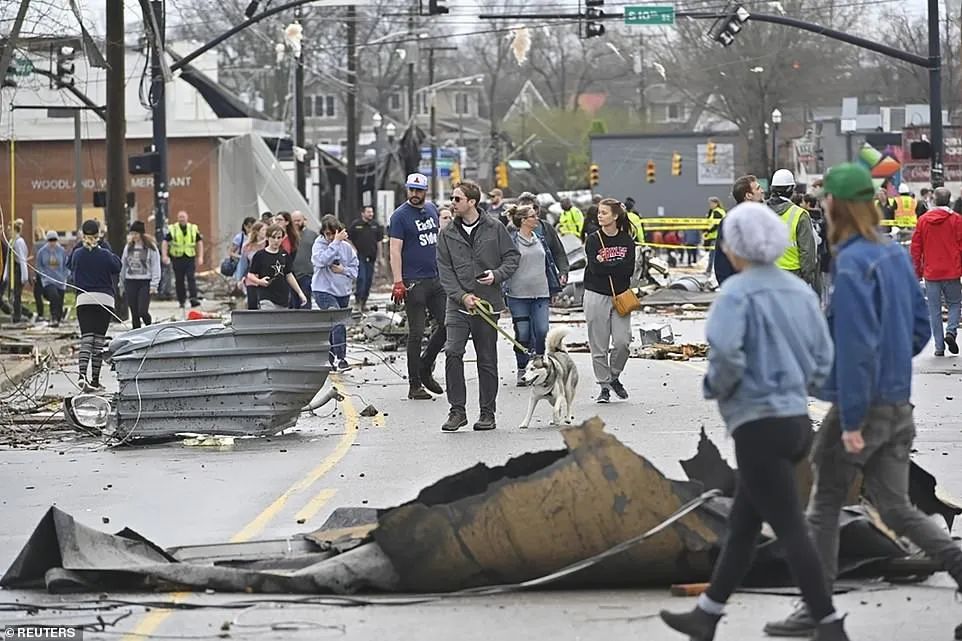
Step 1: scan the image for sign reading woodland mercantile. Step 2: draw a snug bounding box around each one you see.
[28,176,194,191]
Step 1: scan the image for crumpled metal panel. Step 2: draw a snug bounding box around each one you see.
[106,309,351,441]
[373,418,726,592]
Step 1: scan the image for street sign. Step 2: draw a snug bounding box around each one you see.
[12,56,33,76]
[624,5,674,25]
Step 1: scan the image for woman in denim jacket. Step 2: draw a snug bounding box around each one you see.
[660,202,850,641]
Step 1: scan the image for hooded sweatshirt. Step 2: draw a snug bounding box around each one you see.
[910,206,962,280]
[766,197,818,288]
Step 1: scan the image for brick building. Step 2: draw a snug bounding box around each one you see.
[0,41,304,261]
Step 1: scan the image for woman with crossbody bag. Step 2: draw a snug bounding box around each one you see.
[583,198,636,403]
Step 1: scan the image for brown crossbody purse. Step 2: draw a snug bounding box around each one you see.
[597,231,640,316]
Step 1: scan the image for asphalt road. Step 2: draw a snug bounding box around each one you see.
[1,303,961,640]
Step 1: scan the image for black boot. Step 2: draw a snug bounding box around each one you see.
[954,621,961,640]
[418,361,443,395]
[938,545,962,588]
[659,607,721,641]
[813,618,850,641]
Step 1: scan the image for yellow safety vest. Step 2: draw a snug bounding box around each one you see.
[704,207,726,243]
[168,223,199,258]
[894,195,918,226]
[775,205,805,271]
[626,211,645,244]
[558,207,584,237]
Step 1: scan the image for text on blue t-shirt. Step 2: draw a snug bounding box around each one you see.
[388,201,440,280]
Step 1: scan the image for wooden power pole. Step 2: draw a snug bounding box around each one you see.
[105,0,127,253]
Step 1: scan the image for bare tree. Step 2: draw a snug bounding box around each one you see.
[654,0,862,174]
[863,11,960,122]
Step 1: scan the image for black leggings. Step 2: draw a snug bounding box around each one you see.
[705,416,835,621]
[125,279,152,329]
[76,304,112,385]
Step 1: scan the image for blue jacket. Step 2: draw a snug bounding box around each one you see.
[819,235,930,431]
[311,236,359,297]
[704,264,834,434]
[36,244,68,290]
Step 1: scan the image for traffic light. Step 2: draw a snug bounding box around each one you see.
[706,140,717,164]
[584,0,605,38]
[589,163,600,188]
[450,161,461,185]
[671,152,682,176]
[426,0,449,15]
[495,162,509,189]
[709,3,750,47]
[2,64,15,89]
[55,46,76,87]
[646,160,656,183]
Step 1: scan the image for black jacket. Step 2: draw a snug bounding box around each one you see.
[348,218,383,261]
[712,218,735,285]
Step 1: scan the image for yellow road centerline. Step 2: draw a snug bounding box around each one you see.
[121,378,359,640]
[294,488,338,523]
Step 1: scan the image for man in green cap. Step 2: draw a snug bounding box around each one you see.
[766,163,962,641]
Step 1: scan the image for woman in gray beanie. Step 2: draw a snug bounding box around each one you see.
[660,203,851,641]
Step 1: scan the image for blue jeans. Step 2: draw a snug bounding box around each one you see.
[355,258,375,304]
[291,274,312,309]
[313,291,350,362]
[506,296,550,370]
[925,279,962,352]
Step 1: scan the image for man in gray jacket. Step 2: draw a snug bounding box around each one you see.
[437,180,520,432]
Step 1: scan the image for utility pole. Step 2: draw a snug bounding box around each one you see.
[407,6,416,122]
[293,5,306,196]
[105,0,127,253]
[927,0,944,187]
[426,45,458,195]
[345,4,358,221]
[74,110,83,231]
[0,0,31,131]
[148,0,168,239]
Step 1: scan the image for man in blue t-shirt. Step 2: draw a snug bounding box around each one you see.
[389,173,446,400]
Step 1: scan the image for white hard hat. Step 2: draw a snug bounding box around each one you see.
[771,169,796,187]
[898,182,911,194]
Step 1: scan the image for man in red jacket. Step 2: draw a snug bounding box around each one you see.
[911,187,962,356]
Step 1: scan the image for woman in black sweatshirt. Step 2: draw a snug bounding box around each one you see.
[69,219,122,390]
[583,198,636,404]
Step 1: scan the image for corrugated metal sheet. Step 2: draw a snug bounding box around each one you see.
[106,309,351,441]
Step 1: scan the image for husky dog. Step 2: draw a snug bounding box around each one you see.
[518,328,579,428]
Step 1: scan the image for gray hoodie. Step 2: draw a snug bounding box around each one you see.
[437,211,520,312]
[767,197,817,289]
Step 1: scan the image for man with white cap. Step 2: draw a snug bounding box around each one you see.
[389,172,446,400]
[660,201,848,641]
[894,182,918,226]
[767,168,818,290]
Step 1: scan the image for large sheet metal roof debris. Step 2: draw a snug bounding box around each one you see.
[104,309,351,442]
[2,419,952,595]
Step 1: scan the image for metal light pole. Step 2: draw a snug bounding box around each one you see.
[372,111,383,188]
[148,0,168,240]
[771,108,782,176]
[927,0,944,186]
[288,12,306,196]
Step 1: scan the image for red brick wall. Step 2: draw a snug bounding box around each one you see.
[0,137,221,260]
